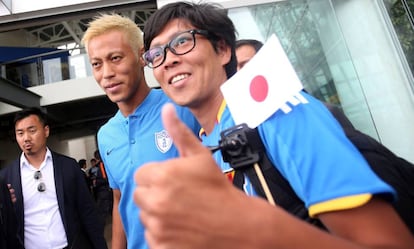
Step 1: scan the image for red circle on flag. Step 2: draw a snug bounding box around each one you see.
[249,75,269,102]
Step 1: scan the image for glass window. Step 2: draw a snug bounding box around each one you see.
[228,0,414,162]
[383,0,414,86]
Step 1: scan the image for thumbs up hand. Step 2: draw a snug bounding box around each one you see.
[133,103,272,249]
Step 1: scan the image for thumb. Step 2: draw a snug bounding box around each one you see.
[162,103,208,157]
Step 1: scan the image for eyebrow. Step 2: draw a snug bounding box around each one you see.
[151,29,190,47]
[91,51,124,60]
[16,125,36,131]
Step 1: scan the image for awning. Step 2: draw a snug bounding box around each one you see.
[0,46,69,64]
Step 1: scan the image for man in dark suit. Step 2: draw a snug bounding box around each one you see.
[0,107,107,249]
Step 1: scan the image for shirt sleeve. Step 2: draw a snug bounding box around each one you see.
[258,93,394,213]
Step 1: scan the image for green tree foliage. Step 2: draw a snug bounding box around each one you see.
[384,0,414,73]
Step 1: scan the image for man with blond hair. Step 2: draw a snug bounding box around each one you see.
[82,13,199,249]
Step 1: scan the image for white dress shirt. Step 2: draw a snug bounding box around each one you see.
[20,148,68,249]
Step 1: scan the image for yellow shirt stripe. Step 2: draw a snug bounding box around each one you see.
[309,193,372,217]
[199,100,227,137]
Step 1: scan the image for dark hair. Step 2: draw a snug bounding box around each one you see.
[94,150,101,160]
[78,159,87,168]
[143,1,237,79]
[14,107,48,127]
[236,39,263,52]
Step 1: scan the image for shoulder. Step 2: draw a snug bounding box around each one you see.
[146,88,170,104]
[101,110,122,127]
[51,151,77,165]
[324,103,355,130]
[260,92,340,131]
[151,88,166,97]
[170,102,200,131]
[146,90,200,130]
[98,111,123,136]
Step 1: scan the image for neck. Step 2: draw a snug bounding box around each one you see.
[24,147,47,169]
[118,82,151,117]
[191,94,224,135]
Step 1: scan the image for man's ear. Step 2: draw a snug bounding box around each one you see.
[139,46,147,66]
[217,40,232,66]
[44,125,50,138]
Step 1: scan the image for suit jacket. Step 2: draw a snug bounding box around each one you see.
[0,151,108,249]
[0,175,24,249]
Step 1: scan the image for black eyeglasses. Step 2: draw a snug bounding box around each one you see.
[143,29,210,69]
[34,170,46,192]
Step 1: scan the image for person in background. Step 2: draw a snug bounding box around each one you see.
[78,158,88,172]
[134,2,414,249]
[90,158,97,168]
[78,158,90,186]
[0,107,107,249]
[235,38,263,70]
[81,13,199,249]
[91,150,113,224]
[87,158,98,196]
[89,158,97,188]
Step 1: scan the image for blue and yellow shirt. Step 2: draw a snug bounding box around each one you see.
[201,92,394,217]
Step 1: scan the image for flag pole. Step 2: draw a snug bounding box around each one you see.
[253,162,275,205]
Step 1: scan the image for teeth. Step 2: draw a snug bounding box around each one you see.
[171,74,188,84]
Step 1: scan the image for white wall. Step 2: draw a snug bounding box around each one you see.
[67,135,97,164]
[29,76,104,106]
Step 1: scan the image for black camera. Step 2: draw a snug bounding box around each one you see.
[214,123,265,169]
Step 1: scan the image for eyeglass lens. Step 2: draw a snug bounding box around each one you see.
[145,30,197,68]
[34,170,46,192]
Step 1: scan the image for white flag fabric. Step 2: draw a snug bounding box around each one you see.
[221,34,305,128]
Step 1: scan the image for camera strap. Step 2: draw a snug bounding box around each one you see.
[218,124,322,225]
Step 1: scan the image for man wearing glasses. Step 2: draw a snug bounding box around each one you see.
[81,13,199,249]
[0,107,107,249]
[133,2,414,249]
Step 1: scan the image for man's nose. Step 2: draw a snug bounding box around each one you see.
[102,63,115,78]
[22,132,31,141]
[163,48,180,68]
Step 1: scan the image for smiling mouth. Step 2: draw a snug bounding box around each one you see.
[170,74,189,84]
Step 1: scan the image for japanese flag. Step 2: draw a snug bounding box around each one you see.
[221,34,307,128]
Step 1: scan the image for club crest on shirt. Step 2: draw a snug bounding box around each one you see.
[155,130,173,153]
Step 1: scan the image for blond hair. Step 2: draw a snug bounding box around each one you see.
[82,13,143,54]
